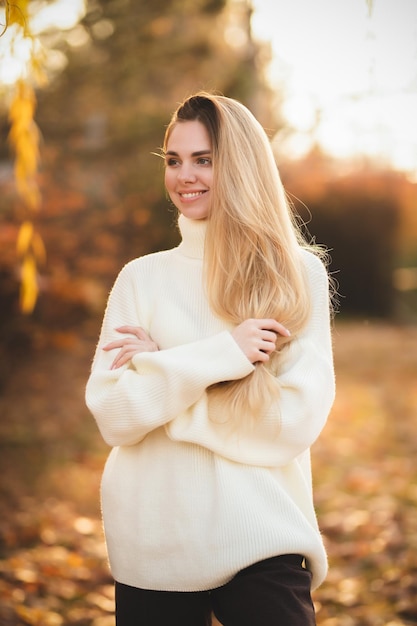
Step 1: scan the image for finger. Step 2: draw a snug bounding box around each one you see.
[116,325,150,340]
[111,357,128,370]
[259,340,276,355]
[254,350,270,363]
[103,337,144,352]
[260,319,291,337]
[109,340,159,368]
[262,330,279,343]
[103,339,136,351]
[110,349,138,369]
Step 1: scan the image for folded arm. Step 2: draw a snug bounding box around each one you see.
[85,263,254,447]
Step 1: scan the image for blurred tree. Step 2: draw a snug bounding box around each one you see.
[308,183,398,318]
[281,152,409,319]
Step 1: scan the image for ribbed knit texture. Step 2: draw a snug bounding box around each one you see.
[85,214,335,592]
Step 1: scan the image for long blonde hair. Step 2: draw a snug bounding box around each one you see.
[164,93,319,422]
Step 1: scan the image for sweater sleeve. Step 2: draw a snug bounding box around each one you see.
[85,262,254,447]
[165,251,336,467]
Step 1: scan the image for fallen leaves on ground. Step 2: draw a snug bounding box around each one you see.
[312,322,417,625]
[0,321,416,624]
[0,498,113,626]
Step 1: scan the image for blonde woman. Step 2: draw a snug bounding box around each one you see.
[86,93,335,626]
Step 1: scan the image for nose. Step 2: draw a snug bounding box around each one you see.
[177,164,196,184]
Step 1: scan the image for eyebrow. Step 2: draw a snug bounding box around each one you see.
[165,150,212,157]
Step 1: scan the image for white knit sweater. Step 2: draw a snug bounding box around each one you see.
[86,214,335,592]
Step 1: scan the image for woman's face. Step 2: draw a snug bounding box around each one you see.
[164,120,213,220]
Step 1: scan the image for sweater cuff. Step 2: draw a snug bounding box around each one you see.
[131,330,254,387]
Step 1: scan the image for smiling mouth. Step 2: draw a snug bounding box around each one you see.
[179,191,206,199]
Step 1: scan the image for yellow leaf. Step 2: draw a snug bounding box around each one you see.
[8,82,41,209]
[20,254,38,314]
[9,93,35,123]
[16,220,33,256]
[15,176,41,211]
[6,0,30,33]
[14,129,40,177]
[16,223,45,262]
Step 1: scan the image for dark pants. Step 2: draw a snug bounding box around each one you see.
[115,554,316,626]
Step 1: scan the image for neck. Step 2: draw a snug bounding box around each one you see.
[177,214,207,259]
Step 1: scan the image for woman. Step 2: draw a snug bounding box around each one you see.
[86,92,335,626]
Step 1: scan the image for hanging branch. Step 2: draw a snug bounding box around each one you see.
[1,0,46,313]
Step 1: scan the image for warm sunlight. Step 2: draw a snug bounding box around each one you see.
[251,0,417,176]
[0,0,86,85]
[30,0,86,32]
[1,3,416,625]
[0,24,35,85]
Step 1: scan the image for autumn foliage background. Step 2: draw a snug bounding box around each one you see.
[0,1,417,625]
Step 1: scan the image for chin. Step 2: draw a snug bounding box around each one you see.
[180,208,209,220]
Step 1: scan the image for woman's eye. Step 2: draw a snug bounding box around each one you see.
[197,157,212,166]
[166,158,179,167]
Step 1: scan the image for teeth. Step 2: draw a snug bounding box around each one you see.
[181,191,204,198]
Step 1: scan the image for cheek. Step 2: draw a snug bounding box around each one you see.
[203,170,213,189]
[164,171,179,206]
[165,167,179,191]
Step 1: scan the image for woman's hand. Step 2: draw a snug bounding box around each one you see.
[103,326,159,370]
[231,318,291,364]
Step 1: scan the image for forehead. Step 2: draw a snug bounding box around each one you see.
[166,120,211,153]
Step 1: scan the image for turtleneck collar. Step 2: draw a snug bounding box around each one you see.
[176,214,207,259]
